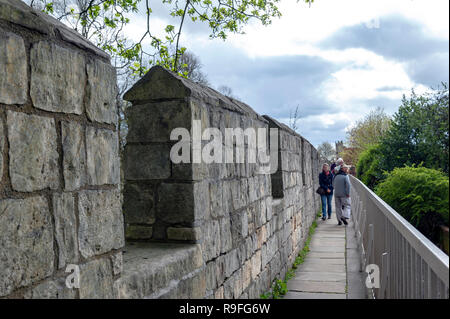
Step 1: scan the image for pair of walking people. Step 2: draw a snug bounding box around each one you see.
[318,158,351,225]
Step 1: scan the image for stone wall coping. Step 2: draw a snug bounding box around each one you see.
[0,0,110,60]
[124,65,268,123]
[114,242,203,298]
[263,114,314,148]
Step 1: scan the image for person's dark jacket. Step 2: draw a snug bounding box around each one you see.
[319,171,334,195]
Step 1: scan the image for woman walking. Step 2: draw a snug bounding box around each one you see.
[319,163,334,221]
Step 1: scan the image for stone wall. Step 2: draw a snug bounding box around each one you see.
[120,66,321,298]
[0,0,123,298]
[0,0,320,299]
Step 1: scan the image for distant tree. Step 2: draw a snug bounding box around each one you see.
[317,142,335,162]
[178,51,209,86]
[379,84,449,174]
[289,104,301,132]
[218,85,238,99]
[381,83,449,175]
[342,107,391,164]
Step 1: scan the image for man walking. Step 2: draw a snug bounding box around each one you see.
[333,163,351,225]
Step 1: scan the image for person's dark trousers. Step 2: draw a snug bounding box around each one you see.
[320,193,333,218]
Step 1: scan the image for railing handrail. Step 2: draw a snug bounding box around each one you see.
[350,175,449,287]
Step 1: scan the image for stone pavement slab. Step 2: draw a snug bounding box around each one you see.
[293,271,347,282]
[284,291,346,299]
[283,202,367,299]
[302,258,345,265]
[307,252,345,259]
[298,263,346,273]
[287,280,346,293]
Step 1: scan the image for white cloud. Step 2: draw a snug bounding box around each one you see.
[119,0,448,145]
[226,0,448,57]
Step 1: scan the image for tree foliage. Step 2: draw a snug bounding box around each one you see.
[379,84,449,175]
[356,143,384,190]
[375,166,449,244]
[343,107,391,164]
[217,85,238,99]
[27,0,313,81]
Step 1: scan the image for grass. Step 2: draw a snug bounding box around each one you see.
[260,212,320,299]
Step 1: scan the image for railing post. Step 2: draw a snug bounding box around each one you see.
[367,224,374,266]
[380,252,389,298]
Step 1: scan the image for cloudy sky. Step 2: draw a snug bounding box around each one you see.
[123,0,449,147]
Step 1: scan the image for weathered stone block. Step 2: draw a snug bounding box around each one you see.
[251,250,261,280]
[242,259,252,291]
[214,286,224,299]
[126,100,191,142]
[245,235,255,260]
[86,59,118,124]
[62,121,86,191]
[237,242,247,266]
[113,243,203,298]
[30,41,85,114]
[206,261,217,291]
[24,278,76,299]
[0,120,4,182]
[125,225,153,240]
[7,111,59,192]
[231,210,248,246]
[194,180,210,219]
[258,199,267,227]
[158,181,208,224]
[171,268,206,299]
[79,258,114,298]
[78,189,124,258]
[171,161,210,181]
[219,216,232,254]
[0,196,54,297]
[0,31,27,105]
[123,182,155,225]
[209,181,224,218]
[202,220,220,261]
[256,225,267,250]
[263,193,271,213]
[223,276,235,299]
[53,192,78,269]
[222,180,232,215]
[233,268,243,298]
[124,144,170,180]
[167,227,202,241]
[230,180,243,211]
[86,126,120,185]
[224,249,239,278]
[111,252,123,276]
[157,183,194,224]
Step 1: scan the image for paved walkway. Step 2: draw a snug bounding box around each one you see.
[284,203,367,299]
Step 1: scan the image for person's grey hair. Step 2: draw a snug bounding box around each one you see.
[336,158,344,166]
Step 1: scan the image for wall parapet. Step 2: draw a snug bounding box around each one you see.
[121,66,321,298]
[0,0,122,298]
[0,0,321,298]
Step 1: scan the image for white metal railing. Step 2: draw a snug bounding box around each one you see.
[349,175,449,299]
